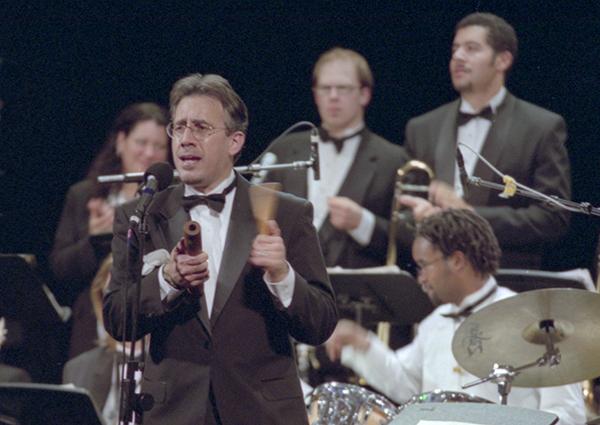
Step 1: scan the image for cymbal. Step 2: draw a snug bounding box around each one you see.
[452,288,600,387]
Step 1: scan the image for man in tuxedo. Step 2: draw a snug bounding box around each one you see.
[325,209,585,425]
[103,74,337,425]
[264,48,408,269]
[400,13,571,269]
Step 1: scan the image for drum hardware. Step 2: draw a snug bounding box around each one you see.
[308,382,400,425]
[452,288,600,405]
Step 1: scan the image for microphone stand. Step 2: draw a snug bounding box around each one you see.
[119,215,153,424]
[466,176,600,217]
[98,159,317,184]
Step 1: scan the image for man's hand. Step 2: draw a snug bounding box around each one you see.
[163,239,209,291]
[428,180,473,210]
[87,198,115,235]
[249,220,289,282]
[325,319,370,362]
[327,196,362,231]
[398,195,441,222]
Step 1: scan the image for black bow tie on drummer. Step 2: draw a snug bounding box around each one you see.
[181,179,237,213]
[318,127,364,153]
[457,105,494,126]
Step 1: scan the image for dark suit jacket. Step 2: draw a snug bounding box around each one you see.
[103,175,337,425]
[404,92,571,268]
[50,179,108,358]
[264,129,409,268]
[62,346,114,411]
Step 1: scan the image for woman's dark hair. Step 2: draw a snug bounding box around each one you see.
[86,102,169,198]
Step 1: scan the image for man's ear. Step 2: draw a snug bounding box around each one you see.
[229,131,245,157]
[495,50,513,73]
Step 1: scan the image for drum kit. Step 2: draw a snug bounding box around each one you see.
[308,288,600,424]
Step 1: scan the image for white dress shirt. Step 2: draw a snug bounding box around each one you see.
[341,277,586,425]
[455,86,507,197]
[307,122,375,247]
[158,171,296,312]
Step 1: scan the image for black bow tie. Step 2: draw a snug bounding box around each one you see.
[457,106,494,127]
[319,127,365,153]
[441,286,497,320]
[181,178,237,213]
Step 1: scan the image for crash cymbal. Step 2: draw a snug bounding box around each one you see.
[452,288,600,387]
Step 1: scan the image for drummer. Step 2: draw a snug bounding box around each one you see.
[326,209,585,424]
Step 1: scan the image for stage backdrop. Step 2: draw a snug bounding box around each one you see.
[1,1,599,299]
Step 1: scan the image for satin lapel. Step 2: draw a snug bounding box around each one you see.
[318,132,377,261]
[210,177,256,327]
[468,93,516,204]
[282,139,309,198]
[147,184,186,250]
[148,183,211,336]
[434,100,461,185]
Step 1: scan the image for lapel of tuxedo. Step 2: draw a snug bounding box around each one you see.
[467,93,516,205]
[281,135,309,198]
[210,176,256,327]
[148,184,212,336]
[434,100,461,185]
[318,130,378,261]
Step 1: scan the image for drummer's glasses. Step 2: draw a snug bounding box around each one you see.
[167,121,228,142]
[415,256,446,275]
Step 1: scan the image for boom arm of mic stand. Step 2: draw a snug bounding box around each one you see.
[467,176,600,217]
[98,160,316,184]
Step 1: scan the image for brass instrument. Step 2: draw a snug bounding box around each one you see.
[386,160,435,266]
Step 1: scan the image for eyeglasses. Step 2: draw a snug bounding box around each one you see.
[166,121,228,142]
[314,84,360,96]
[415,256,446,275]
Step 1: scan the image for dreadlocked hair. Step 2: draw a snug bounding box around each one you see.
[416,209,501,275]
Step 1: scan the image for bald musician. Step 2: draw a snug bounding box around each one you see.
[326,209,585,424]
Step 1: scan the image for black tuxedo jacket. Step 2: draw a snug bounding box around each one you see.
[404,92,571,268]
[103,175,337,425]
[264,129,408,268]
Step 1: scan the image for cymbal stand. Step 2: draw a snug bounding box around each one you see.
[463,320,562,405]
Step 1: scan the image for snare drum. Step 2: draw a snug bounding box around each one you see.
[308,382,400,425]
[406,389,493,405]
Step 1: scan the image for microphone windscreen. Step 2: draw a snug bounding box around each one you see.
[144,162,174,191]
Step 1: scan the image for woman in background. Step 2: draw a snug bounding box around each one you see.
[50,102,169,358]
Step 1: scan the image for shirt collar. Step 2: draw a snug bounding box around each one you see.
[460,86,507,114]
[455,275,498,311]
[184,170,236,197]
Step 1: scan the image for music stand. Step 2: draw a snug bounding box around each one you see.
[0,383,103,425]
[389,402,558,425]
[495,268,592,293]
[0,254,70,383]
[328,267,433,326]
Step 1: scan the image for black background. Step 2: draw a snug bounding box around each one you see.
[1,1,599,295]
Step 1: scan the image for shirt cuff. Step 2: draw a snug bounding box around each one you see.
[348,207,375,246]
[263,262,295,308]
[158,264,184,302]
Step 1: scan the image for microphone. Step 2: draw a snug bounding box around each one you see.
[456,146,470,198]
[250,152,278,184]
[129,162,173,227]
[310,128,321,181]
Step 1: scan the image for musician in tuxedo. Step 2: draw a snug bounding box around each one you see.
[103,74,337,425]
[400,13,571,269]
[264,48,409,269]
